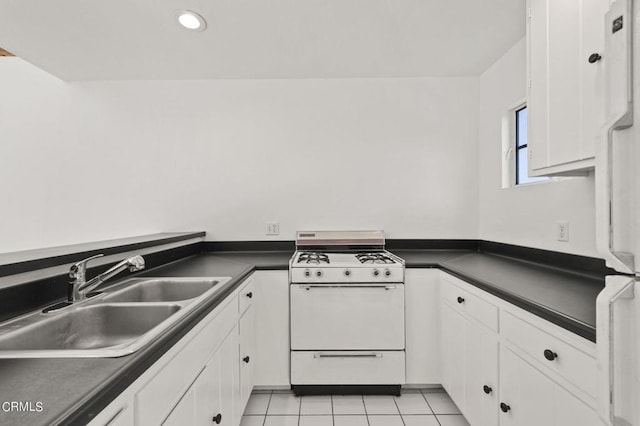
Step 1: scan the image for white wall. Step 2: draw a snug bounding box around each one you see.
[0,58,479,253]
[478,38,598,257]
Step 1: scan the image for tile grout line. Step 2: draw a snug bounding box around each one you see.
[419,389,442,426]
[362,394,371,426]
[392,395,406,426]
[330,394,335,426]
[262,391,273,426]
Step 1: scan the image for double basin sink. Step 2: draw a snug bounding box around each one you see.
[0,277,231,358]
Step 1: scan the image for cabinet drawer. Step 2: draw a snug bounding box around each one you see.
[238,277,255,315]
[441,275,498,332]
[501,310,596,399]
[136,298,237,425]
[291,351,405,385]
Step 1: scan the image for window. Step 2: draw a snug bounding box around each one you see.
[515,106,547,185]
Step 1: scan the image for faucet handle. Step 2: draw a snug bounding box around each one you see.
[69,254,104,281]
[127,255,145,272]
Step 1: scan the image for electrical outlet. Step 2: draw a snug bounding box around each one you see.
[557,221,569,242]
[265,222,280,236]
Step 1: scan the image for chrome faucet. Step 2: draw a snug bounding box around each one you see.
[68,254,145,302]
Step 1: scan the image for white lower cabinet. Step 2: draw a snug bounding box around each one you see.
[463,320,499,426]
[89,275,255,426]
[239,303,255,409]
[163,384,197,425]
[88,392,134,426]
[194,354,222,425]
[440,271,601,426]
[499,346,601,426]
[163,326,239,426]
[442,296,498,426]
[218,325,240,426]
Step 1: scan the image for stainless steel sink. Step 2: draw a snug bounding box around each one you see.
[0,304,180,351]
[0,276,232,358]
[103,278,222,303]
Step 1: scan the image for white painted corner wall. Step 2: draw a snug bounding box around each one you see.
[0,39,600,257]
[0,58,479,253]
[477,38,597,257]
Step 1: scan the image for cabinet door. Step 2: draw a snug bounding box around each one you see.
[253,270,290,387]
[528,0,550,171]
[554,385,602,426]
[443,303,466,410]
[465,321,499,426]
[163,385,197,426]
[579,0,609,161]
[500,347,554,426]
[87,394,133,426]
[220,324,240,426]
[239,303,255,409]
[547,0,581,167]
[443,299,499,426]
[195,352,222,426]
[527,0,607,175]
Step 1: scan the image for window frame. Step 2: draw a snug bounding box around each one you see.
[515,106,527,185]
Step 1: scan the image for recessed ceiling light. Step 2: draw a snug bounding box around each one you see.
[176,10,207,31]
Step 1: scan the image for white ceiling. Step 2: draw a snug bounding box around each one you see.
[0,0,525,81]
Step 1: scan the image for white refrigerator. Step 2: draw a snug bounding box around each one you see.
[595,1,640,425]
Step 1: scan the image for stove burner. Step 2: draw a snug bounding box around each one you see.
[297,252,330,264]
[356,253,396,264]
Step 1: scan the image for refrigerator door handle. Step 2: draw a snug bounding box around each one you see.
[596,120,635,274]
[596,276,635,425]
[596,0,634,274]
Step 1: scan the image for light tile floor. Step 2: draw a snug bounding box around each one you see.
[241,388,469,426]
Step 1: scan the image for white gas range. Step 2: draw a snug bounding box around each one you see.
[289,231,406,396]
[289,251,405,283]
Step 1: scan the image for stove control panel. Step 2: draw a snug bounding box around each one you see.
[291,267,404,283]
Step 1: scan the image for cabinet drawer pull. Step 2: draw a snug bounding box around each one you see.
[483,385,492,394]
[304,284,396,290]
[246,292,253,299]
[457,296,465,304]
[314,352,382,359]
[588,52,602,63]
[500,402,511,413]
[243,356,250,363]
[543,349,558,361]
[213,413,222,424]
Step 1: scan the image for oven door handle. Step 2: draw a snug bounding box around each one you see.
[302,284,397,290]
[313,352,383,359]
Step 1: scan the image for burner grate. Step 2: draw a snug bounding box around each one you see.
[356,253,395,264]
[297,252,330,264]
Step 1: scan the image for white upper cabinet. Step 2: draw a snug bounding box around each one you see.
[527,0,609,176]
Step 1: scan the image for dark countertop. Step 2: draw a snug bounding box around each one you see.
[392,249,476,267]
[438,252,603,340]
[0,248,605,426]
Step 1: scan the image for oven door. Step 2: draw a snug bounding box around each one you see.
[290,283,405,350]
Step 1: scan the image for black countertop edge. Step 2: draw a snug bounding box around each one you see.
[204,239,478,252]
[0,232,206,278]
[440,267,596,342]
[58,266,255,426]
